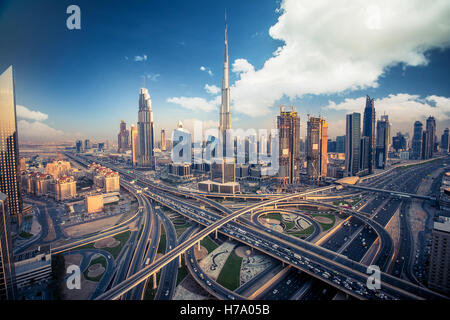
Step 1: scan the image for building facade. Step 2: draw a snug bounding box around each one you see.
[306,116,328,181]
[137,88,156,169]
[131,124,139,167]
[362,95,376,174]
[441,128,449,153]
[375,115,390,169]
[54,176,76,201]
[428,217,450,295]
[345,112,361,177]
[0,66,22,225]
[426,116,437,155]
[412,121,423,160]
[277,106,301,185]
[0,192,16,300]
[117,120,130,153]
[161,129,167,151]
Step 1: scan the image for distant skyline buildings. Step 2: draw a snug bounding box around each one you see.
[117,120,130,153]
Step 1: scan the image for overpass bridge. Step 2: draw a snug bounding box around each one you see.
[96,185,447,300]
[343,184,436,202]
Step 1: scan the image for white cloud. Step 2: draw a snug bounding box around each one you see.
[167,95,220,112]
[229,0,450,117]
[326,93,450,129]
[134,55,148,62]
[16,105,48,121]
[200,66,213,76]
[232,59,255,74]
[18,119,66,142]
[146,73,160,81]
[204,84,220,95]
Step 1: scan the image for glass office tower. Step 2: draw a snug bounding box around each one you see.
[0,66,22,225]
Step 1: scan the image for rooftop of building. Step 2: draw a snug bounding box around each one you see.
[434,216,450,233]
[14,245,51,263]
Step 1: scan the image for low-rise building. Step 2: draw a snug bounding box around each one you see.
[54,176,76,201]
[198,180,240,194]
[85,194,104,213]
[14,246,52,290]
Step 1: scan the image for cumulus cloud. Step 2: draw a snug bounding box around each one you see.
[16,105,48,121]
[326,93,450,129]
[134,55,148,62]
[229,0,450,117]
[18,119,66,142]
[232,59,255,74]
[166,95,220,112]
[204,84,220,95]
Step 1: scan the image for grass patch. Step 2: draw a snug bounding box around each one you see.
[83,255,107,282]
[157,228,166,254]
[216,250,243,291]
[200,236,219,253]
[311,214,336,231]
[176,264,188,286]
[288,225,315,238]
[176,226,189,238]
[19,231,33,239]
[102,231,131,259]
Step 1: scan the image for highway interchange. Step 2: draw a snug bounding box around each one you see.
[36,152,449,301]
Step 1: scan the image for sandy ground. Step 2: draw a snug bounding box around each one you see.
[64,215,122,238]
[87,263,105,278]
[237,246,275,285]
[408,167,443,251]
[62,253,97,300]
[198,241,236,281]
[172,275,211,300]
[94,237,120,249]
[194,246,208,260]
[313,216,334,224]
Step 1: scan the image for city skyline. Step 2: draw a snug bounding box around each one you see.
[0,0,450,143]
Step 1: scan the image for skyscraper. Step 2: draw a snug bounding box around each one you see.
[345,112,361,177]
[375,115,390,169]
[441,128,449,153]
[0,192,15,300]
[161,129,167,151]
[137,87,155,169]
[336,135,346,153]
[76,140,82,153]
[84,139,91,150]
[306,116,328,182]
[412,121,423,160]
[131,124,139,167]
[362,95,376,174]
[422,130,431,160]
[117,120,130,153]
[278,106,301,185]
[426,116,437,155]
[392,132,407,152]
[219,19,231,157]
[0,66,22,225]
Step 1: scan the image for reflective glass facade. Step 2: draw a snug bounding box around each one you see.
[0,66,22,224]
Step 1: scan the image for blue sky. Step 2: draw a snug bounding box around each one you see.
[1,0,450,143]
